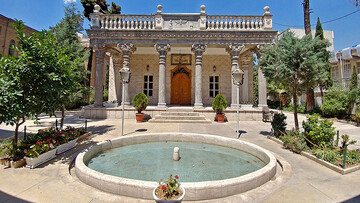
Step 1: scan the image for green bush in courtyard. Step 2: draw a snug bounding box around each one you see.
[321,86,350,118]
[302,114,336,148]
[132,93,148,113]
[271,113,287,137]
[212,94,227,114]
[282,129,307,154]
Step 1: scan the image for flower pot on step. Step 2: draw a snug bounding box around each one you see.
[216,113,225,123]
[136,113,145,123]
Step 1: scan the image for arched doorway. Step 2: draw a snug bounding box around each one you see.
[171,66,191,105]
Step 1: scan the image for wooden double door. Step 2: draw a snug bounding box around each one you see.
[171,66,191,105]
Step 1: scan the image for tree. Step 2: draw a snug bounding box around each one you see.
[259,31,329,129]
[81,0,121,20]
[0,21,76,148]
[51,3,90,129]
[315,17,333,105]
[350,65,358,90]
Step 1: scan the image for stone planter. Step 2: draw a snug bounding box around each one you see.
[153,185,185,203]
[56,138,78,155]
[10,158,26,168]
[77,132,92,143]
[25,148,57,169]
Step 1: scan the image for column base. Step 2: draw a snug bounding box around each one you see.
[157,103,167,108]
[258,104,268,108]
[194,103,204,109]
[94,102,104,107]
[231,104,241,109]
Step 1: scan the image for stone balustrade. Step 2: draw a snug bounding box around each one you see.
[99,15,155,30]
[206,15,264,30]
[91,5,272,31]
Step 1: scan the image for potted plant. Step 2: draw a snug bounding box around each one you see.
[24,141,57,169]
[54,127,81,155]
[212,94,228,123]
[132,92,148,122]
[153,174,185,203]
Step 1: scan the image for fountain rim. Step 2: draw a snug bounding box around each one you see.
[75,132,277,200]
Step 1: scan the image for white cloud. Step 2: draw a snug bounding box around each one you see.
[64,0,76,4]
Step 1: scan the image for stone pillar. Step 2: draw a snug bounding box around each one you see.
[118,43,135,106]
[108,52,122,103]
[93,43,105,107]
[255,45,268,107]
[155,44,170,108]
[192,44,207,108]
[227,44,245,108]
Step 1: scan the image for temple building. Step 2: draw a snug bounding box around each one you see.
[84,4,278,120]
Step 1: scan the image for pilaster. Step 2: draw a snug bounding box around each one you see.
[192,44,207,108]
[93,42,105,107]
[155,44,170,108]
[255,44,268,107]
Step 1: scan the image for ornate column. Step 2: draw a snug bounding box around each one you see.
[255,45,268,107]
[227,44,245,108]
[93,43,105,107]
[155,44,170,108]
[118,43,135,105]
[108,51,122,103]
[192,44,207,108]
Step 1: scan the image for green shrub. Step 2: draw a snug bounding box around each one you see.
[282,130,307,154]
[344,150,360,164]
[132,93,148,113]
[312,148,341,165]
[212,94,227,114]
[282,103,306,113]
[321,86,350,118]
[0,139,24,160]
[271,113,287,137]
[302,114,336,148]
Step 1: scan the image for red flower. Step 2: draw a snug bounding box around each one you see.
[175,175,179,179]
[161,185,167,190]
[24,149,27,153]
[36,141,41,144]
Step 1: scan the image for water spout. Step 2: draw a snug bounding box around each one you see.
[173,147,180,161]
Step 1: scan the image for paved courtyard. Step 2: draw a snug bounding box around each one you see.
[0,109,359,202]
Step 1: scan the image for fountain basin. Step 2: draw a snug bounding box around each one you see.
[75,133,277,200]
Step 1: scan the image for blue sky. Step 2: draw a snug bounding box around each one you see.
[0,0,359,51]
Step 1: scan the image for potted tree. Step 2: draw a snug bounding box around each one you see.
[132,93,148,122]
[212,94,228,122]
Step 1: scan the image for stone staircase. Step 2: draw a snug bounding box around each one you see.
[149,108,211,123]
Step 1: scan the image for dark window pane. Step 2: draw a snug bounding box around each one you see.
[144,83,148,89]
[149,75,153,82]
[215,76,219,82]
[144,90,147,95]
[215,84,219,89]
[215,91,219,96]
[144,75,148,82]
[149,90,153,96]
[209,76,213,83]
[210,91,213,97]
[210,84,213,90]
[149,83,153,89]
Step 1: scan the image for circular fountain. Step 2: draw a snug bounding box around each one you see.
[75,133,277,200]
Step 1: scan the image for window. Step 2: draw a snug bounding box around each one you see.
[209,76,219,98]
[331,66,339,80]
[357,62,360,74]
[143,75,153,97]
[8,40,15,56]
[343,61,351,79]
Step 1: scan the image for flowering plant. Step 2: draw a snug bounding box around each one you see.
[24,141,55,158]
[155,174,182,201]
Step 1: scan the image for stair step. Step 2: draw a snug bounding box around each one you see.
[166,108,194,112]
[148,119,211,124]
[160,112,200,116]
[154,115,207,120]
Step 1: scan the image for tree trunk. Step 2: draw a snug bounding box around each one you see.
[303,0,311,35]
[306,88,315,111]
[293,81,299,130]
[61,105,65,130]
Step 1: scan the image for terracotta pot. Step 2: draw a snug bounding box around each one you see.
[216,113,225,123]
[136,113,145,123]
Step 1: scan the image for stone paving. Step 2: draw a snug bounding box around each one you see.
[0,110,359,202]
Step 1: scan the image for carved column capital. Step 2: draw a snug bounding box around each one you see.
[92,42,105,51]
[226,43,245,56]
[117,43,136,53]
[191,44,207,53]
[155,44,171,53]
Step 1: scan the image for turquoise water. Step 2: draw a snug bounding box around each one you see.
[87,142,265,182]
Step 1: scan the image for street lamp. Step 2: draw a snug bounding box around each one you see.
[120,67,131,136]
[232,68,244,138]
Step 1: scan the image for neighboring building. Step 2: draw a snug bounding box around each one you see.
[289,28,335,52]
[84,4,277,119]
[330,44,360,87]
[0,14,38,57]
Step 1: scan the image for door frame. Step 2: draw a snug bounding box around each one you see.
[170,65,192,105]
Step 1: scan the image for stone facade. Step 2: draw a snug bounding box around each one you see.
[86,4,277,113]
